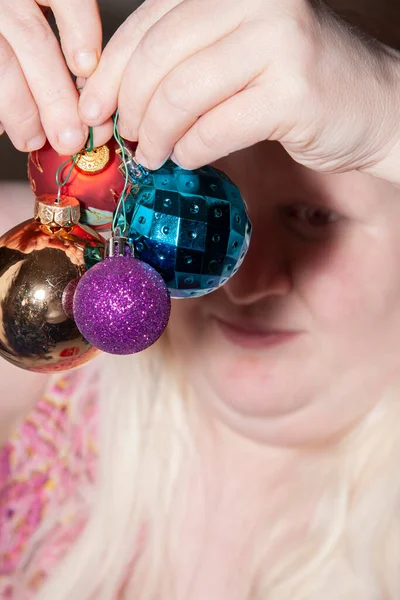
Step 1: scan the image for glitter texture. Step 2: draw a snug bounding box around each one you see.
[73,256,171,354]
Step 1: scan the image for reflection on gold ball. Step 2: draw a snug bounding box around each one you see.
[0,219,105,372]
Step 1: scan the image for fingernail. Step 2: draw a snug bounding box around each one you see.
[118,120,136,141]
[75,51,98,75]
[135,149,149,169]
[136,149,170,171]
[27,134,46,151]
[152,156,170,170]
[80,96,103,121]
[170,152,183,168]
[58,127,86,150]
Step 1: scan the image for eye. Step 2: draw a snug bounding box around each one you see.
[283,203,341,239]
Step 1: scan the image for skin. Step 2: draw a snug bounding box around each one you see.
[167,141,400,448]
[2,5,400,590]
[2,0,400,450]
[3,145,400,595]
[161,142,400,598]
[79,0,400,186]
[2,1,400,183]
[0,0,111,154]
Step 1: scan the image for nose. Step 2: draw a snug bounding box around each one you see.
[222,224,292,306]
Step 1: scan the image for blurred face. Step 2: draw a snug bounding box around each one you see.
[168,142,400,446]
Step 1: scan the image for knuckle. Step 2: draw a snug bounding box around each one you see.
[14,13,56,50]
[140,30,168,70]
[123,3,152,36]
[278,69,310,109]
[118,12,143,44]
[8,105,40,131]
[41,87,76,116]
[124,1,174,55]
[196,119,223,153]
[266,41,313,119]
[160,72,191,113]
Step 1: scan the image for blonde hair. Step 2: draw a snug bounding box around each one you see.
[13,336,400,599]
[14,1,400,597]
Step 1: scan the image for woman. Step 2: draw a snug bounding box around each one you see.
[2,0,400,598]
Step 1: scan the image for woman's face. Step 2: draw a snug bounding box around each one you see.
[168,142,400,445]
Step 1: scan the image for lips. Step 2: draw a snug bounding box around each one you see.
[214,318,300,350]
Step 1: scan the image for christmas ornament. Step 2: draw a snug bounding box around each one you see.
[28,139,135,230]
[117,154,252,298]
[61,277,80,321]
[0,195,105,372]
[73,229,171,355]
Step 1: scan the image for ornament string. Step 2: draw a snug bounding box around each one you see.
[54,133,94,203]
[54,84,94,203]
[111,110,130,235]
[86,126,94,153]
[52,107,131,234]
[55,154,80,202]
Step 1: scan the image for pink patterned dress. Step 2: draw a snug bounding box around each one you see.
[0,367,99,598]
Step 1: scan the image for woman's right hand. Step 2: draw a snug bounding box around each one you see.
[0,0,103,155]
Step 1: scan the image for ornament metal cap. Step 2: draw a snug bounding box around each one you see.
[105,226,135,258]
[75,145,111,175]
[34,194,81,228]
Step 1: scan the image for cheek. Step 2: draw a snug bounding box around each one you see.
[168,299,205,355]
[300,237,391,323]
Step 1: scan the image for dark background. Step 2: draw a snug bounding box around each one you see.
[1,0,399,181]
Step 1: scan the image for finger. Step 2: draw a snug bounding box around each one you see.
[0,1,87,155]
[79,0,185,125]
[92,118,114,147]
[0,34,45,151]
[171,82,274,170]
[134,23,266,170]
[0,122,5,136]
[48,0,102,77]
[75,76,114,146]
[117,0,245,142]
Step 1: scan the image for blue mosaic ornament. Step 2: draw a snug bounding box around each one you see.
[116,154,252,298]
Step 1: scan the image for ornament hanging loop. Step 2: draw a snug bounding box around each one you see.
[105,226,135,258]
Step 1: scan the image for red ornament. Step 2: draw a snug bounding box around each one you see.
[28,139,136,231]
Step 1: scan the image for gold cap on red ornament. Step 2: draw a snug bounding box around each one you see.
[34,194,81,228]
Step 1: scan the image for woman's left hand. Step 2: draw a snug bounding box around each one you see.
[78,0,400,187]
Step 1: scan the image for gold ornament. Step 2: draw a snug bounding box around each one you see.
[34,194,81,229]
[75,145,111,174]
[0,195,105,372]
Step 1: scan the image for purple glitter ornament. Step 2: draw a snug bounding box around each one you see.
[73,255,171,354]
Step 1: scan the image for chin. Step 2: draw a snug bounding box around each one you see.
[168,305,316,419]
[193,352,311,419]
